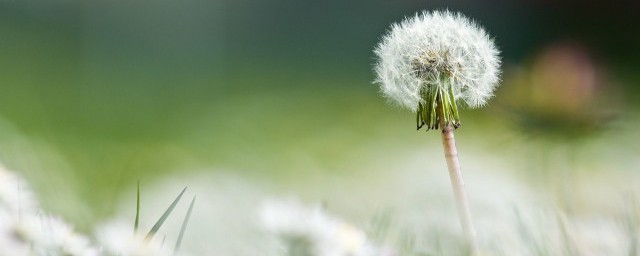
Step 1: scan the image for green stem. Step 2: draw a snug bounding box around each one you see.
[416,80,461,131]
[447,81,460,127]
[437,96,479,255]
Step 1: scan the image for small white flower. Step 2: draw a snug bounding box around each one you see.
[23,214,100,256]
[0,163,99,256]
[374,10,500,129]
[260,199,381,256]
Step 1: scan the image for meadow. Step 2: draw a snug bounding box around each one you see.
[0,1,638,255]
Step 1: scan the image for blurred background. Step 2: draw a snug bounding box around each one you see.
[1,0,639,254]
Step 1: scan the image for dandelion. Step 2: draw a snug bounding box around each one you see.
[374,10,500,129]
[374,10,501,254]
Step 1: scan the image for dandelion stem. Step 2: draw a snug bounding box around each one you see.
[437,97,479,255]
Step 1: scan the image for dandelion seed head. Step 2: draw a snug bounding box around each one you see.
[374,10,501,112]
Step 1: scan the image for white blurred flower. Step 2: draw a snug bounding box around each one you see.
[95,220,172,256]
[18,214,99,256]
[0,163,99,256]
[374,10,500,129]
[260,199,381,256]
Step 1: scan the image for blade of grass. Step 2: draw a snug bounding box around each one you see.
[174,196,196,255]
[134,180,141,234]
[145,186,188,242]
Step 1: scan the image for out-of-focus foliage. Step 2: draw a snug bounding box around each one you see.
[0,1,638,250]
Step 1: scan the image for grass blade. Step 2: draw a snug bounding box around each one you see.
[145,186,188,242]
[134,180,141,233]
[174,195,196,255]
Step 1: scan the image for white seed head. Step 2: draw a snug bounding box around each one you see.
[374,10,501,111]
